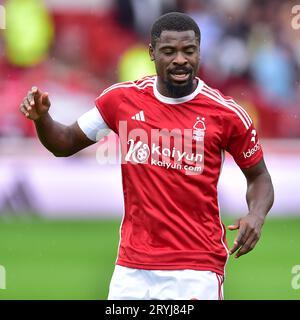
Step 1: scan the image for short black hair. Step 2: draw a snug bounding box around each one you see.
[151,12,201,47]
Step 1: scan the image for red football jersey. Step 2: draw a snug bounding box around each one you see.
[95,76,263,275]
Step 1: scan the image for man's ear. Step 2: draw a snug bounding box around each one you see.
[149,44,155,61]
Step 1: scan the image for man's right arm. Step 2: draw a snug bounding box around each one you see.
[20,87,95,157]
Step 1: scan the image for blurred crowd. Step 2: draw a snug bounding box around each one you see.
[0,0,299,139]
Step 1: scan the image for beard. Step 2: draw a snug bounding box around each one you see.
[165,77,194,98]
[164,67,195,98]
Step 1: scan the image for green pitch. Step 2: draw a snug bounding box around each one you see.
[0,215,299,300]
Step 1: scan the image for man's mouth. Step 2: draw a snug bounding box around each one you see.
[169,70,191,82]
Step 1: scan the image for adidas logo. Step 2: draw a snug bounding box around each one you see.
[131,111,145,122]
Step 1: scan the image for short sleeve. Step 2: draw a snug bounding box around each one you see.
[95,86,124,134]
[224,115,263,169]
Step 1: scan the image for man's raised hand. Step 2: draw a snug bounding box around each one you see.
[20,87,51,121]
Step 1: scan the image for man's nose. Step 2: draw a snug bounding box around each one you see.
[173,51,187,65]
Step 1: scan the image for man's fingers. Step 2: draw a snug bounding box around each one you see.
[23,98,31,111]
[27,90,35,106]
[20,87,50,120]
[21,96,35,117]
[41,92,51,107]
[235,244,253,258]
[228,220,242,255]
[228,240,240,255]
[29,87,50,108]
[31,86,38,94]
[227,224,239,231]
[235,229,261,258]
[228,232,247,255]
[234,225,251,245]
[31,86,43,104]
[229,224,250,255]
[235,236,257,258]
[20,104,30,117]
[228,215,265,258]
[228,230,246,255]
[227,219,241,231]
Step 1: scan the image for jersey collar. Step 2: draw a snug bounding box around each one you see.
[153,76,204,105]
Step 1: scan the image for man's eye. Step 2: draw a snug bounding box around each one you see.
[185,50,195,55]
[163,51,174,55]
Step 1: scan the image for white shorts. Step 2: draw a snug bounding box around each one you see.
[107,265,224,300]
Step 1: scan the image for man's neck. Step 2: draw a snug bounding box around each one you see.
[156,77,198,98]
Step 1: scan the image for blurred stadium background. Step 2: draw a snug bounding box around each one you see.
[0,0,300,300]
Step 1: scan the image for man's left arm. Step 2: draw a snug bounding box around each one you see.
[228,158,274,258]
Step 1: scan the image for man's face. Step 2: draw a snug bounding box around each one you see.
[149,30,200,97]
